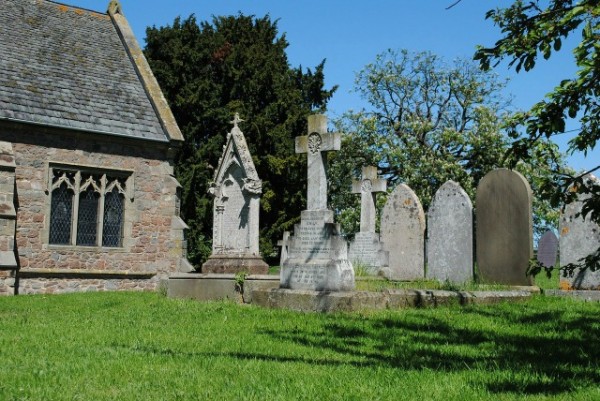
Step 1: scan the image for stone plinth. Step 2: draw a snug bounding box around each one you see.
[280,210,354,291]
[348,232,388,273]
[201,254,268,274]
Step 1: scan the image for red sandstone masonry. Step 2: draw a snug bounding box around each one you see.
[0,126,187,295]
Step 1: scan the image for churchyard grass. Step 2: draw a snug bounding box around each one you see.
[0,292,598,400]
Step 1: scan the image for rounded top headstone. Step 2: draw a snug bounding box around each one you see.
[476,168,534,286]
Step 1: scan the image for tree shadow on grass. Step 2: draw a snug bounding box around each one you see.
[256,301,600,396]
[113,299,599,397]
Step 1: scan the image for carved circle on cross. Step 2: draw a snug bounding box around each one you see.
[361,179,372,193]
[308,132,322,154]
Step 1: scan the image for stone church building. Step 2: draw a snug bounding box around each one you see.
[0,0,192,295]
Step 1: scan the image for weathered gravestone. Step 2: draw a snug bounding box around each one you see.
[380,183,425,280]
[201,114,268,274]
[348,166,388,273]
[537,230,559,268]
[476,168,533,285]
[559,174,600,290]
[426,180,473,283]
[279,114,355,291]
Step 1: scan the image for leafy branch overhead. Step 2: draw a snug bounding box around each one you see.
[475,0,600,274]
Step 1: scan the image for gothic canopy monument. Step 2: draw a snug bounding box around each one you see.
[201,114,268,274]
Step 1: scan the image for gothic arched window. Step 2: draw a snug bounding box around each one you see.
[49,182,73,245]
[76,184,100,246]
[48,166,130,248]
[102,186,125,247]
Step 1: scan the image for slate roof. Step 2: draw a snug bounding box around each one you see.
[0,0,171,142]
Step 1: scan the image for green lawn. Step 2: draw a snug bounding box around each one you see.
[0,292,598,400]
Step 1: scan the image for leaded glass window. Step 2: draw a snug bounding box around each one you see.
[48,166,130,248]
[76,186,99,246]
[49,182,73,244]
[102,187,124,247]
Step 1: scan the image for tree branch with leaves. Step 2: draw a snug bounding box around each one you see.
[475,0,600,276]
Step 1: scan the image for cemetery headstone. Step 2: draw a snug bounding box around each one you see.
[380,183,425,280]
[537,230,559,269]
[559,174,600,290]
[348,166,388,273]
[202,114,268,274]
[426,180,473,283]
[476,168,533,285]
[279,114,355,291]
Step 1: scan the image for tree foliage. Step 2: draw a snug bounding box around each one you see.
[474,0,600,275]
[144,14,335,266]
[330,49,564,238]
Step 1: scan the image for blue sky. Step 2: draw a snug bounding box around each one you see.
[73,0,596,172]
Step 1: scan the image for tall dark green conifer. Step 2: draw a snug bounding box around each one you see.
[144,14,335,266]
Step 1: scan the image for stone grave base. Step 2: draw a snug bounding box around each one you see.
[168,273,279,303]
[348,232,388,275]
[545,289,600,301]
[201,255,269,274]
[559,273,600,291]
[168,273,543,312]
[280,259,355,291]
[251,288,538,313]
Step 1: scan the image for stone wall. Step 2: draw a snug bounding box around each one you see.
[0,122,189,295]
[18,276,157,295]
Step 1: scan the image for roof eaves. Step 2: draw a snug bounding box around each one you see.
[0,115,170,144]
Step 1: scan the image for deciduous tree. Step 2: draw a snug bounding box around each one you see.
[330,49,564,238]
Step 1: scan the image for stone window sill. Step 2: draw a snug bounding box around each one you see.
[47,244,128,253]
[19,268,155,279]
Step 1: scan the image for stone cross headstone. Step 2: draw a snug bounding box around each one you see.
[294,116,341,210]
[352,166,387,233]
[280,114,354,291]
[348,166,388,273]
[201,113,268,274]
[559,174,600,290]
[380,183,425,280]
[426,180,473,283]
[537,230,559,268]
[476,168,533,285]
